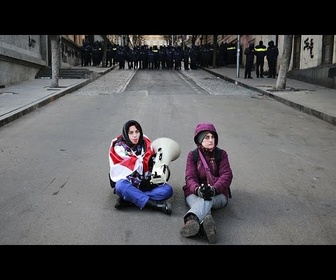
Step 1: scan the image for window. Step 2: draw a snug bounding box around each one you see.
[292,35,301,69]
[322,35,334,65]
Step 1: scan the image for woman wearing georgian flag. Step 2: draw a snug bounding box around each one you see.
[109,120,173,215]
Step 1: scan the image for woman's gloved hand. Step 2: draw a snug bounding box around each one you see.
[195,184,217,200]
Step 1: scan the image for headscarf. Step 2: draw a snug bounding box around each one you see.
[121,119,144,149]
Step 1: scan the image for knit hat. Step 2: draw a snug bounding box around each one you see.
[197,131,209,144]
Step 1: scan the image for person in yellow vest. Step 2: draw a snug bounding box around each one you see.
[254,40,267,78]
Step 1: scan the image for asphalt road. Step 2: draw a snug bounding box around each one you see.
[1,68,335,245]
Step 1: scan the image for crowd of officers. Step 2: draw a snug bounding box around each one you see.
[80,40,239,71]
[81,40,278,78]
[243,40,279,79]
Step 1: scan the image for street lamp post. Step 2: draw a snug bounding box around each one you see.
[236,35,240,78]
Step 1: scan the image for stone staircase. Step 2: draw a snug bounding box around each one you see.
[35,67,93,79]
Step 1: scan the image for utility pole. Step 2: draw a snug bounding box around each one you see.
[236,35,240,78]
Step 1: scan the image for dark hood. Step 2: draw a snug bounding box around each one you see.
[193,122,218,146]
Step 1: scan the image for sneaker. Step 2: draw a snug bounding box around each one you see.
[203,215,217,244]
[180,214,200,238]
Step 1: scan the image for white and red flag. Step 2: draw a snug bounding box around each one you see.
[109,134,154,182]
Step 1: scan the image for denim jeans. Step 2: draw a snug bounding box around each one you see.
[184,193,228,223]
[115,179,173,209]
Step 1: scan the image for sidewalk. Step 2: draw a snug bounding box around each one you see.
[1,65,335,128]
[0,66,114,128]
[204,66,336,126]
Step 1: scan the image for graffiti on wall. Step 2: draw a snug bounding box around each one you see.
[303,38,314,58]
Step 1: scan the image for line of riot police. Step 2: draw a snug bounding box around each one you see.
[81,40,119,68]
[81,41,239,71]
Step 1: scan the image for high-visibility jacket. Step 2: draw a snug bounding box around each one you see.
[254,44,267,60]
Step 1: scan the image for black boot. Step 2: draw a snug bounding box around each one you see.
[146,199,172,215]
[114,197,134,209]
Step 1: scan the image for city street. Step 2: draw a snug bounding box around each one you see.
[1,67,335,245]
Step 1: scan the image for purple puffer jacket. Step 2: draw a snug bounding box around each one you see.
[182,122,233,198]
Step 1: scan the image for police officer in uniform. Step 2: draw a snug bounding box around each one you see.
[244,42,255,79]
[254,40,267,78]
[183,46,190,70]
[266,40,279,78]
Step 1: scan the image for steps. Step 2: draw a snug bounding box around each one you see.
[35,67,93,79]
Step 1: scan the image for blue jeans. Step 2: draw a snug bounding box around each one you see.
[184,193,228,223]
[115,179,173,209]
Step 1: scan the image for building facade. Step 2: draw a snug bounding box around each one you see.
[195,35,336,89]
[0,35,122,87]
[1,34,335,89]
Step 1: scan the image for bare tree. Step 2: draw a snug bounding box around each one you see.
[275,35,293,90]
[132,35,143,46]
[191,35,197,46]
[163,35,172,45]
[49,35,61,88]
